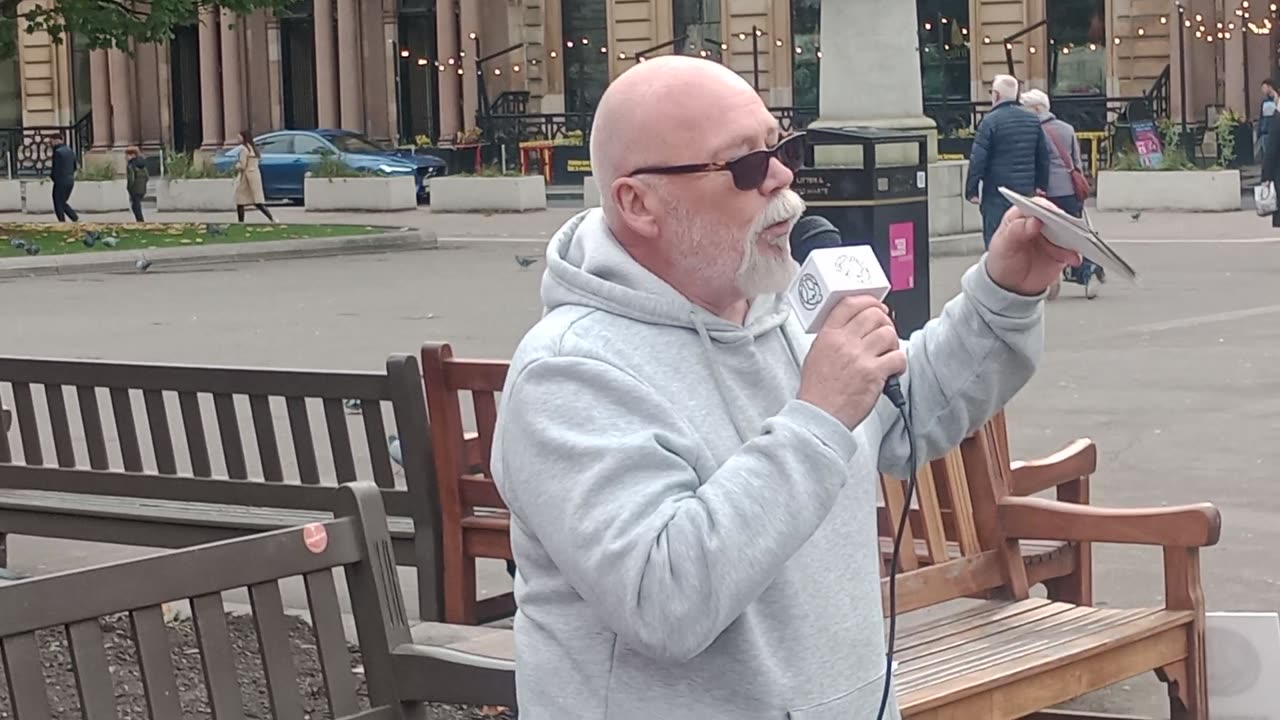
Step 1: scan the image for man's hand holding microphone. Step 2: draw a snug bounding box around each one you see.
[799,296,906,430]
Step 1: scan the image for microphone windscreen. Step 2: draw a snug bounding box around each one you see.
[790,215,843,265]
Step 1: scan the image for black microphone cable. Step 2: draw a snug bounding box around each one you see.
[875,375,915,720]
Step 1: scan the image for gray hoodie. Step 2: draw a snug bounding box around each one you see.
[491,208,1044,719]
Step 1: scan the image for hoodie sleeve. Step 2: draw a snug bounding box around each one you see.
[493,355,858,663]
[876,255,1043,478]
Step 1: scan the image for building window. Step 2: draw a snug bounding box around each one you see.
[674,0,721,57]
[561,0,607,113]
[279,2,317,130]
[918,0,971,102]
[69,32,92,125]
[1048,0,1106,96]
[791,0,820,109]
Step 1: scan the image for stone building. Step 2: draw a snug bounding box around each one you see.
[0,0,1273,158]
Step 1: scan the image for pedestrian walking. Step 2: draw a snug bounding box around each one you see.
[1260,89,1280,229]
[47,135,79,223]
[1021,89,1104,299]
[1259,79,1276,161]
[233,130,275,224]
[965,74,1050,248]
[125,146,148,222]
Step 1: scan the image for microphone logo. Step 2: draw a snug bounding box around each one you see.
[797,273,823,310]
[833,252,874,285]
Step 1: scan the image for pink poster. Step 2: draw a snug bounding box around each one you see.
[888,221,915,291]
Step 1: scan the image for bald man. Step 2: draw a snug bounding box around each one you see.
[491,56,1077,719]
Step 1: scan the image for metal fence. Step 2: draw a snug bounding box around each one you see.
[0,113,92,179]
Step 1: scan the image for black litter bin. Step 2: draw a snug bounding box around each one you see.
[792,127,932,336]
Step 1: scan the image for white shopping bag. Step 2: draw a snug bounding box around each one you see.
[1255,182,1277,216]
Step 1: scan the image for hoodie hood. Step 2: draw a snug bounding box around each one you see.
[541,208,794,342]
[540,208,804,443]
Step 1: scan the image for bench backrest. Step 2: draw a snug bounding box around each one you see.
[0,354,435,521]
[0,482,413,720]
[421,342,1029,616]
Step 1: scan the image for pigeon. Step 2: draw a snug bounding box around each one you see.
[83,230,101,247]
[9,238,25,250]
[25,244,39,256]
[343,398,363,414]
[102,236,119,248]
[1129,211,1142,222]
[135,257,152,272]
[515,254,540,268]
[387,434,403,467]
[206,223,228,236]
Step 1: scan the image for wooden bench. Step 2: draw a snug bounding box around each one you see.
[0,353,445,622]
[0,481,516,718]
[392,420,1220,719]
[420,341,1098,625]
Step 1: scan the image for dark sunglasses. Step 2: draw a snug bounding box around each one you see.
[627,132,807,191]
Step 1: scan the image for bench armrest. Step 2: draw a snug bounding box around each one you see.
[1009,438,1096,497]
[998,496,1221,548]
[390,643,516,707]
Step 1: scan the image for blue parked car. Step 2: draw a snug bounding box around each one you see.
[211,129,446,203]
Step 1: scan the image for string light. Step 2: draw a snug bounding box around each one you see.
[795,45,803,54]
[550,50,558,57]
[1137,27,1145,35]
[1089,42,1097,50]
[468,32,477,40]
[618,51,627,59]
[775,38,783,46]
[1160,16,1168,24]
[417,57,428,65]
[512,64,521,72]
[565,40,574,48]
[400,49,410,58]
[599,46,607,53]
[983,35,991,44]
[581,37,589,45]
[1029,45,1037,53]
[1114,36,1121,44]
[493,67,501,75]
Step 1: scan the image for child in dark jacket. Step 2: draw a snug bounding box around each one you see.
[125,146,147,222]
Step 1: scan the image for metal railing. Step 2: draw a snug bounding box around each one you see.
[0,113,93,178]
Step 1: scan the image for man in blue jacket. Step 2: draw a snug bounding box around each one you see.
[966,74,1049,247]
[47,135,80,222]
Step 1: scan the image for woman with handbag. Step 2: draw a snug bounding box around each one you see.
[1260,93,1280,227]
[1022,89,1104,299]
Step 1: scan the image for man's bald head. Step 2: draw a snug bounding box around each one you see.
[590,55,761,217]
[586,54,804,321]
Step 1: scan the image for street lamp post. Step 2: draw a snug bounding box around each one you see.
[1177,2,1189,134]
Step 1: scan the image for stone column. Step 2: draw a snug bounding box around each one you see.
[460,0,481,130]
[314,0,340,127]
[436,0,461,140]
[812,0,937,163]
[89,49,113,150]
[220,7,246,145]
[337,0,363,131]
[199,7,224,149]
[108,48,138,147]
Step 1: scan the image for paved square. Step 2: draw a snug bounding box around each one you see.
[1,227,1276,714]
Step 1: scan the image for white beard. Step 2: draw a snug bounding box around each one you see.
[733,188,807,297]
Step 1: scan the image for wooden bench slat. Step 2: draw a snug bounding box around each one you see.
[214,392,249,480]
[110,387,145,472]
[896,599,1060,655]
[904,605,1106,674]
[305,569,362,717]
[460,475,506,509]
[142,389,178,475]
[179,391,213,477]
[472,392,498,477]
[251,581,306,720]
[880,474,919,571]
[324,397,359,484]
[1,632,53,718]
[898,608,1189,705]
[131,605,184,719]
[0,488,415,535]
[912,463,951,564]
[441,361,508,393]
[191,593,250,720]
[287,396,321,485]
[67,619,118,720]
[0,393,11,463]
[360,399,396,489]
[12,381,42,465]
[44,384,76,468]
[76,385,110,470]
[249,394,285,483]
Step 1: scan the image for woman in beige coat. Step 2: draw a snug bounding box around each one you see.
[233,130,275,223]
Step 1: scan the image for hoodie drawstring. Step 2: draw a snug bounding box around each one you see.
[690,310,755,444]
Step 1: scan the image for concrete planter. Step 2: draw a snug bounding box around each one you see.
[23,179,129,214]
[0,180,22,211]
[1095,169,1241,212]
[429,175,547,212]
[583,175,602,207]
[157,178,237,212]
[927,161,983,236]
[304,175,418,211]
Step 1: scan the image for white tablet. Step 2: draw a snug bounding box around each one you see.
[998,186,1139,284]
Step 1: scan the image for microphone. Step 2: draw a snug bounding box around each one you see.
[786,216,906,408]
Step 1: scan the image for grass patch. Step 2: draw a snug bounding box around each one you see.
[0,222,392,258]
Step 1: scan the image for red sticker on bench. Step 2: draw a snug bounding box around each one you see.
[303,523,328,554]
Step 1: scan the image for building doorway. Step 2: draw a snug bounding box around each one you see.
[397,0,438,143]
[169,23,203,151]
[281,6,318,129]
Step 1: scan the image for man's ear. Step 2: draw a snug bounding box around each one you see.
[611,178,662,239]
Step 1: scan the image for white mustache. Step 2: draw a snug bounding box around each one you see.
[754,189,807,244]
